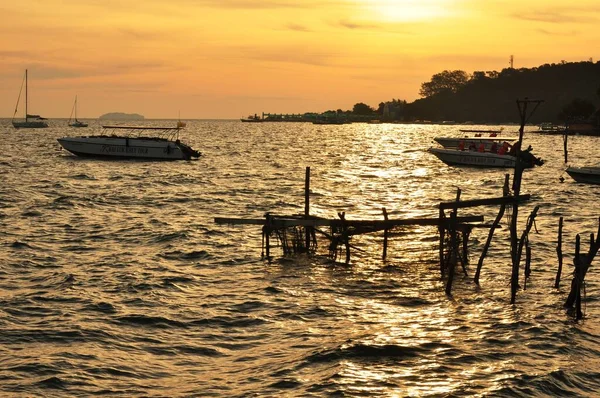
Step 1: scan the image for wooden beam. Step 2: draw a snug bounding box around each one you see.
[439,195,531,210]
[215,215,484,229]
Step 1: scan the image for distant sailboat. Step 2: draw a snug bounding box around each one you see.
[68,96,88,128]
[12,69,48,129]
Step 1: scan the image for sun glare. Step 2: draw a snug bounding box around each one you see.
[364,0,452,22]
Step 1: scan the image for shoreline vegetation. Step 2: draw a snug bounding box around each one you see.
[253,60,600,127]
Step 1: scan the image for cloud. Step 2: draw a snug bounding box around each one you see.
[284,23,311,32]
[338,19,382,30]
[176,0,319,9]
[118,28,163,40]
[332,18,415,34]
[512,7,600,24]
[237,46,336,67]
[536,28,579,36]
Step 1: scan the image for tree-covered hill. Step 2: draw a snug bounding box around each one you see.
[404,61,600,123]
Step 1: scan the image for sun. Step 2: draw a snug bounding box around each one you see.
[363,0,452,23]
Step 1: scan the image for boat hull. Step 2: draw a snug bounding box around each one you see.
[57,136,199,160]
[12,120,48,128]
[566,167,600,184]
[434,137,517,151]
[428,147,519,168]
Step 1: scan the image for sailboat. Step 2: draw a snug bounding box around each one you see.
[68,96,88,128]
[12,69,48,128]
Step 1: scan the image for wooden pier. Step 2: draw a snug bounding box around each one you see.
[217,98,600,318]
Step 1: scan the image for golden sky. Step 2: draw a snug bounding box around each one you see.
[1,0,599,119]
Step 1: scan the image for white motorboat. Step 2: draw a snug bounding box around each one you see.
[428,147,543,168]
[434,136,518,151]
[57,124,201,160]
[566,166,600,184]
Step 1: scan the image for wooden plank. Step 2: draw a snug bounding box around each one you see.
[215,215,484,228]
[439,194,531,210]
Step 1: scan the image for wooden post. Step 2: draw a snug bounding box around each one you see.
[264,213,272,260]
[475,174,510,285]
[516,206,540,271]
[304,166,311,253]
[439,208,446,276]
[510,101,525,303]
[460,226,470,276]
[461,227,470,266]
[564,221,600,320]
[565,234,582,315]
[511,98,542,304]
[382,207,389,260]
[524,244,531,290]
[563,133,568,164]
[338,212,351,264]
[555,217,564,288]
[446,188,461,296]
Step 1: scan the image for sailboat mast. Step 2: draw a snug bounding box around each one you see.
[25,69,28,122]
[75,96,78,120]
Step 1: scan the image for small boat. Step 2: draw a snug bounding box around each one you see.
[57,124,201,160]
[459,129,503,133]
[538,122,565,132]
[565,166,600,184]
[12,69,48,128]
[428,144,544,169]
[241,114,263,122]
[434,136,518,151]
[68,96,88,128]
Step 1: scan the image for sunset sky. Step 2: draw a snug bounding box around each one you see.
[1,0,599,119]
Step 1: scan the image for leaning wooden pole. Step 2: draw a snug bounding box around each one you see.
[474,174,510,285]
[516,206,540,269]
[555,217,564,288]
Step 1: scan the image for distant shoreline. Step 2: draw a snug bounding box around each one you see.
[98,112,144,120]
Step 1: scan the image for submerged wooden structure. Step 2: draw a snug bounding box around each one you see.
[216,98,598,318]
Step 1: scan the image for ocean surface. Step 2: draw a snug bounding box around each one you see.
[1,119,600,397]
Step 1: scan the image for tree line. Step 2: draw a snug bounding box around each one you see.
[340,60,600,124]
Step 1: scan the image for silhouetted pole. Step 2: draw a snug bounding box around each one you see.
[382,207,389,260]
[563,133,568,164]
[524,244,531,290]
[305,166,311,252]
[565,219,600,320]
[555,217,564,288]
[263,213,272,261]
[439,208,446,276]
[446,188,461,296]
[475,174,510,285]
[338,212,351,264]
[511,98,542,304]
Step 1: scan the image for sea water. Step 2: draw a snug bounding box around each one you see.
[1,119,599,396]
